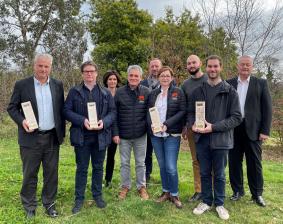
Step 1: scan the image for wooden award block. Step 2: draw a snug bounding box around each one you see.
[21,101,38,130]
[149,107,162,133]
[87,102,98,129]
[195,101,205,129]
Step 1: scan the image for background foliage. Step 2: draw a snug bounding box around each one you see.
[0,127,282,223]
[0,1,282,222]
[0,0,282,141]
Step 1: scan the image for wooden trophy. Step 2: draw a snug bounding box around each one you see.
[21,101,38,130]
[87,102,99,129]
[195,101,205,129]
[149,107,162,133]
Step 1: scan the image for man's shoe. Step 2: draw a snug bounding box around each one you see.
[216,206,230,220]
[25,210,35,218]
[193,202,211,215]
[156,192,170,203]
[170,196,182,209]
[118,187,129,200]
[138,186,149,200]
[45,204,58,218]
[188,192,202,202]
[72,200,84,214]
[230,192,244,201]
[252,196,266,207]
[94,196,107,208]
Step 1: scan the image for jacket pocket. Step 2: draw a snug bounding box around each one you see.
[211,131,233,149]
[70,127,83,146]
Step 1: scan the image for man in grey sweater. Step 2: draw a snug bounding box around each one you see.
[181,55,208,202]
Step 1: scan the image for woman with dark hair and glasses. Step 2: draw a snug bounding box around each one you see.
[103,70,121,187]
[147,66,186,208]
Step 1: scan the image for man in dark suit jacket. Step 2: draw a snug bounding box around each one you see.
[7,53,65,218]
[227,55,272,207]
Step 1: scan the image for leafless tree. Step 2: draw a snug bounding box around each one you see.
[194,0,220,33]
[193,0,283,64]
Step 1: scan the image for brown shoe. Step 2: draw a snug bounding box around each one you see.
[118,187,129,200]
[156,192,170,203]
[170,196,183,209]
[138,186,149,200]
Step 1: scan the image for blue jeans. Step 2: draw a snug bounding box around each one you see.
[196,135,228,206]
[74,135,106,201]
[151,135,180,196]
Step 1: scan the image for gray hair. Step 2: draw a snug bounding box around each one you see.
[34,53,53,65]
[127,65,143,77]
[238,55,253,64]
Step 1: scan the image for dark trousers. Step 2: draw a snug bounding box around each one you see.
[145,133,153,178]
[105,141,117,183]
[74,136,106,201]
[196,135,228,206]
[20,131,59,211]
[229,121,263,197]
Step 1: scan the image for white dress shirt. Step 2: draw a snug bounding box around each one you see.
[34,77,55,130]
[154,89,169,137]
[237,76,250,118]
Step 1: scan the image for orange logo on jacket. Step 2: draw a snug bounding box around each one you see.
[138,95,145,102]
[172,91,178,100]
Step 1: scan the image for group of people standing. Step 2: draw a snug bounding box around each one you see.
[7,53,272,221]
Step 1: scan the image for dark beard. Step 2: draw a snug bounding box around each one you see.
[188,67,200,76]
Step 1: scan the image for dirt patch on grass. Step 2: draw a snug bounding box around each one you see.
[262,145,283,162]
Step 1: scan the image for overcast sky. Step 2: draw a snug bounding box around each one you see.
[136,0,283,69]
[136,0,190,18]
[136,0,280,19]
[84,0,283,69]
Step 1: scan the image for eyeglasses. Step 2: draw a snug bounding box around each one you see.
[159,75,171,78]
[83,70,96,74]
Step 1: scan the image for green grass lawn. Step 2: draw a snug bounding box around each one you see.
[0,138,282,224]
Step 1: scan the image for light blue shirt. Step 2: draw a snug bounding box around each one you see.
[34,77,55,131]
[237,76,250,118]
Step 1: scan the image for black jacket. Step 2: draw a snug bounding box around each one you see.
[147,84,186,135]
[187,81,242,149]
[7,76,65,147]
[63,83,116,149]
[227,76,272,141]
[113,83,150,139]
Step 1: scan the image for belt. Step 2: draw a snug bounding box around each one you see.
[37,128,55,135]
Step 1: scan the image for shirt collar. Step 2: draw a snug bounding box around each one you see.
[237,75,250,83]
[83,82,97,91]
[34,76,50,85]
[148,74,158,80]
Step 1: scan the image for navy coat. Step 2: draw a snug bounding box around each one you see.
[64,83,116,150]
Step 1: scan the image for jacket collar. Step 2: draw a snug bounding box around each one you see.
[126,82,141,94]
[156,81,175,93]
[74,82,107,98]
[200,80,230,93]
[29,76,57,121]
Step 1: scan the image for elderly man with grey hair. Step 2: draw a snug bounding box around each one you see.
[113,65,150,200]
[7,53,65,218]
